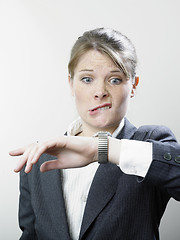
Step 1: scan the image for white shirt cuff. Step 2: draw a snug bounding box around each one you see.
[118,139,152,178]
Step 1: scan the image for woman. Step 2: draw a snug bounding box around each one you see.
[10,28,180,240]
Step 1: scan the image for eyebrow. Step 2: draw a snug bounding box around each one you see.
[110,70,122,73]
[79,69,94,72]
[79,69,122,73]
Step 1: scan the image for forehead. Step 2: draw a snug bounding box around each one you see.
[74,50,119,73]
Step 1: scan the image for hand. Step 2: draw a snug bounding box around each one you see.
[9,136,98,173]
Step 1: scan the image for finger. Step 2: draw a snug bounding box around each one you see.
[14,145,35,173]
[24,144,41,173]
[9,147,26,156]
[31,138,65,164]
[24,161,33,173]
[14,153,29,173]
[27,144,39,164]
[40,160,61,172]
[30,144,49,164]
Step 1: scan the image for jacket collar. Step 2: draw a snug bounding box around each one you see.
[116,118,137,140]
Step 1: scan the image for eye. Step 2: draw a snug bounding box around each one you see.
[109,78,122,85]
[81,77,93,84]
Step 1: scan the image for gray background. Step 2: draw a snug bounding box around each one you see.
[0,0,179,239]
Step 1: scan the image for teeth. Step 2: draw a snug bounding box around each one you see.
[97,106,110,110]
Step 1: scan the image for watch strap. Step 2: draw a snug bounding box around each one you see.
[96,132,112,164]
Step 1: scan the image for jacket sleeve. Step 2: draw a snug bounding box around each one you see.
[19,169,37,240]
[139,125,180,201]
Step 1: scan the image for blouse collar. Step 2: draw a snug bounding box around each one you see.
[67,117,125,138]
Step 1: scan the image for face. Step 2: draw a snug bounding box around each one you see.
[69,50,137,136]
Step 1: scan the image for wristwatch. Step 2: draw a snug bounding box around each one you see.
[94,131,112,164]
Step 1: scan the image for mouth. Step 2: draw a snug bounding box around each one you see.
[89,103,112,114]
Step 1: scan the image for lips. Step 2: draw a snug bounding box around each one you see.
[89,103,112,112]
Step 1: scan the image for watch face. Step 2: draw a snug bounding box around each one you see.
[94,131,112,137]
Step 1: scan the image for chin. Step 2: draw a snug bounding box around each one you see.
[91,120,118,130]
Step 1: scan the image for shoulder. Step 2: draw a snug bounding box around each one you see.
[133,124,177,142]
[120,119,177,143]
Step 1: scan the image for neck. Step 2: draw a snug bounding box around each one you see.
[79,122,120,137]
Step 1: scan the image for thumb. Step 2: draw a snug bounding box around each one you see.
[40,160,62,172]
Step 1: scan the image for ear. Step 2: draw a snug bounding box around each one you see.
[131,76,139,98]
[68,74,74,96]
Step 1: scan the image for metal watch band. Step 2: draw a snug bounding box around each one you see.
[97,132,111,164]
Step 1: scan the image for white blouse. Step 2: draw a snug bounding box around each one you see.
[61,117,152,240]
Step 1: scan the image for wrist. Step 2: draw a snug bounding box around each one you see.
[93,131,112,164]
[92,137,98,162]
[108,137,121,165]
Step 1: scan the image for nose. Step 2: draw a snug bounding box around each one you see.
[94,88,109,100]
[94,82,109,100]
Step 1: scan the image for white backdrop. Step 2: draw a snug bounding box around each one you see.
[0,0,180,239]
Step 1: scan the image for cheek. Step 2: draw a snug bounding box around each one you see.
[73,87,88,111]
[73,81,93,102]
[114,87,131,109]
[123,88,131,101]
[74,88,85,101]
[117,86,131,101]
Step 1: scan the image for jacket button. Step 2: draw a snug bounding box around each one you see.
[175,156,180,164]
[163,153,172,161]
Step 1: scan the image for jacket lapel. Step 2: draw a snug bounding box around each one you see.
[116,118,137,140]
[79,118,137,239]
[39,158,71,239]
[79,163,121,239]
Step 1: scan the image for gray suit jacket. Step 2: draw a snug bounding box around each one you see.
[19,119,180,240]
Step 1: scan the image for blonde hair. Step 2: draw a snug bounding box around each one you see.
[68,28,137,81]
